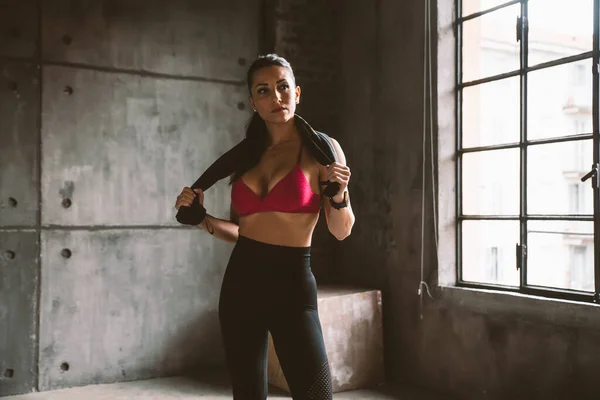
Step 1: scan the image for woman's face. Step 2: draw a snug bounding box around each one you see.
[249,65,301,124]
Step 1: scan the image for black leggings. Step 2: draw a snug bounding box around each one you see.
[218,235,333,400]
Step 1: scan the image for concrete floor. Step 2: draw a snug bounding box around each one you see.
[4,370,451,400]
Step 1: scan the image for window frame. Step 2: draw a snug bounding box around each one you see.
[455,0,600,303]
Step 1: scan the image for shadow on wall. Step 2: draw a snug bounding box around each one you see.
[162,308,228,382]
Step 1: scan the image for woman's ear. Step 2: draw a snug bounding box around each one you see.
[295,85,301,104]
[249,95,256,112]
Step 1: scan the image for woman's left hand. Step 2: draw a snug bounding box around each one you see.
[326,162,351,197]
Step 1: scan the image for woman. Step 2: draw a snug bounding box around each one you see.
[175,54,355,399]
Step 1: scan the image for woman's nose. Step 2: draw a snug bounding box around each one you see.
[272,90,282,103]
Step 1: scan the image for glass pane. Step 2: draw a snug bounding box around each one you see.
[463,4,520,82]
[462,220,520,286]
[528,60,592,140]
[528,140,593,215]
[528,0,593,66]
[462,0,514,17]
[527,221,594,292]
[463,149,519,215]
[463,77,519,148]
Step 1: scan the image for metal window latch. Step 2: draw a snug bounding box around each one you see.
[516,243,526,271]
[516,15,527,42]
[581,163,599,189]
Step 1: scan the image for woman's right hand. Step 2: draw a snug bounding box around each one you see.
[175,187,204,210]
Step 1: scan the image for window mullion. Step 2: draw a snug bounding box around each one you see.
[456,0,464,283]
[593,0,600,303]
[520,0,529,288]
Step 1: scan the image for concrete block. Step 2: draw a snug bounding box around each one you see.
[38,228,234,391]
[0,230,38,396]
[0,62,40,226]
[268,285,385,393]
[0,0,38,58]
[42,0,260,81]
[41,66,250,226]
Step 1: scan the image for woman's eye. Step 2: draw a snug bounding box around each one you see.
[258,88,268,94]
[279,84,289,90]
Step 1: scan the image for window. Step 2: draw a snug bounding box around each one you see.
[485,246,503,281]
[575,119,586,135]
[573,139,587,172]
[457,0,598,302]
[568,183,584,214]
[570,245,593,291]
[571,64,586,86]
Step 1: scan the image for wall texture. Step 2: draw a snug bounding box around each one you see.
[1,0,260,396]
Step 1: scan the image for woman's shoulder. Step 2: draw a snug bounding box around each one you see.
[309,131,346,165]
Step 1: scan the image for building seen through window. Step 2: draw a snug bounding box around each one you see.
[460,0,594,294]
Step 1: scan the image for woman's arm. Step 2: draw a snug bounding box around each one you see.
[176,187,239,243]
[322,138,355,240]
[198,203,240,244]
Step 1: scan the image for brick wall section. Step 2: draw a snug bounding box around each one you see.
[273,0,340,135]
[264,0,342,282]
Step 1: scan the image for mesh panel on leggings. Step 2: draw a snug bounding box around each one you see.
[305,361,333,400]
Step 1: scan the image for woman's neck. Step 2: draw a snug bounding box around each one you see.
[265,118,299,147]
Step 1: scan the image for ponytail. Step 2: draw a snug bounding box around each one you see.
[229,112,267,184]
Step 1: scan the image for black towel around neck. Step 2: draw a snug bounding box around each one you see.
[175,114,340,226]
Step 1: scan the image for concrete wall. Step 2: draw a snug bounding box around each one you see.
[336,0,436,386]
[336,1,600,400]
[1,0,260,396]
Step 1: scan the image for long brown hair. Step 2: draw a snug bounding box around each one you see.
[229,54,297,184]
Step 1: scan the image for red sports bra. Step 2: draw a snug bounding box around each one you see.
[231,145,322,216]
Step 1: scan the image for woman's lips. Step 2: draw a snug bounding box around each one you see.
[271,107,285,113]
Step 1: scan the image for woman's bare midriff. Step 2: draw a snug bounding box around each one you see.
[237,211,320,247]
